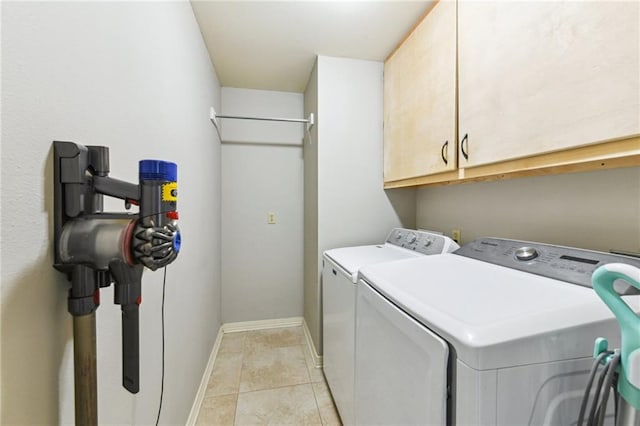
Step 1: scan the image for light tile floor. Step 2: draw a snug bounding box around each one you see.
[196,326,342,425]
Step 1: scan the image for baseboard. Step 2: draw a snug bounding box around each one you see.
[185,325,224,426]
[220,317,322,367]
[302,318,323,368]
[221,316,304,333]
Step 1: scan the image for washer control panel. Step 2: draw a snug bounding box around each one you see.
[385,228,457,255]
[455,237,640,288]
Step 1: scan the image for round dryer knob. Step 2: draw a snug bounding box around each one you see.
[423,239,432,247]
[407,233,417,244]
[515,246,539,261]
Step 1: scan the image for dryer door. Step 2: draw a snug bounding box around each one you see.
[355,280,449,425]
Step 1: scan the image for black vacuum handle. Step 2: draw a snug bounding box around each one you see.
[121,304,140,393]
[110,261,143,394]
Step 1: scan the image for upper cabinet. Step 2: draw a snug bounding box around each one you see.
[458,1,640,168]
[383,0,457,183]
[384,0,640,188]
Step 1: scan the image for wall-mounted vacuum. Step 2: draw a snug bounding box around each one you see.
[52,141,181,425]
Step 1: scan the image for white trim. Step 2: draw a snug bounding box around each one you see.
[303,318,323,368]
[221,316,304,333]
[185,325,224,426]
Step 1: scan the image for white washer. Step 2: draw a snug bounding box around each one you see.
[355,237,640,425]
[322,228,459,425]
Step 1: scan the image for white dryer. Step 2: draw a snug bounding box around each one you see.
[355,237,640,425]
[322,229,459,425]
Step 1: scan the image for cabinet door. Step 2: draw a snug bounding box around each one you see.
[384,0,457,182]
[458,1,640,168]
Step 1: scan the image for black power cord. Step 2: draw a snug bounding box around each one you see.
[578,351,612,425]
[595,353,620,426]
[578,350,621,426]
[155,267,167,426]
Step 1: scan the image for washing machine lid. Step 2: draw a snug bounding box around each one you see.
[324,244,422,283]
[360,253,640,370]
[323,229,459,283]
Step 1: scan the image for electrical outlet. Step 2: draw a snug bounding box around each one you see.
[452,229,461,244]
[267,212,276,224]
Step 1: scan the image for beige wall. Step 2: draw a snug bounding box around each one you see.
[221,88,304,323]
[1,2,222,423]
[304,56,416,354]
[416,167,640,253]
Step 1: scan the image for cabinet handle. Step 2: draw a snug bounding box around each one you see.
[441,141,448,165]
[460,133,469,160]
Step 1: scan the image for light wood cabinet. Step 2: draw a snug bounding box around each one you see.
[383,0,456,183]
[457,1,640,168]
[384,0,640,188]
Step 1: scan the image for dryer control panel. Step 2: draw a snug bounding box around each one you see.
[455,237,640,289]
[385,228,458,255]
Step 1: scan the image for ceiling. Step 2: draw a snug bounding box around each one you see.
[190,1,433,93]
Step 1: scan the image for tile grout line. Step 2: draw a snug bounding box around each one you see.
[231,332,247,426]
[310,380,325,425]
[237,343,313,394]
[199,332,245,426]
[236,381,315,395]
[202,325,328,425]
[239,327,318,423]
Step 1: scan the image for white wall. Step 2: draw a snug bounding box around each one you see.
[220,88,304,322]
[1,2,222,424]
[303,60,320,352]
[416,167,640,253]
[317,56,416,251]
[304,56,416,352]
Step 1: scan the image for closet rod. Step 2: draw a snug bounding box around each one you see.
[215,114,312,124]
[209,107,314,144]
